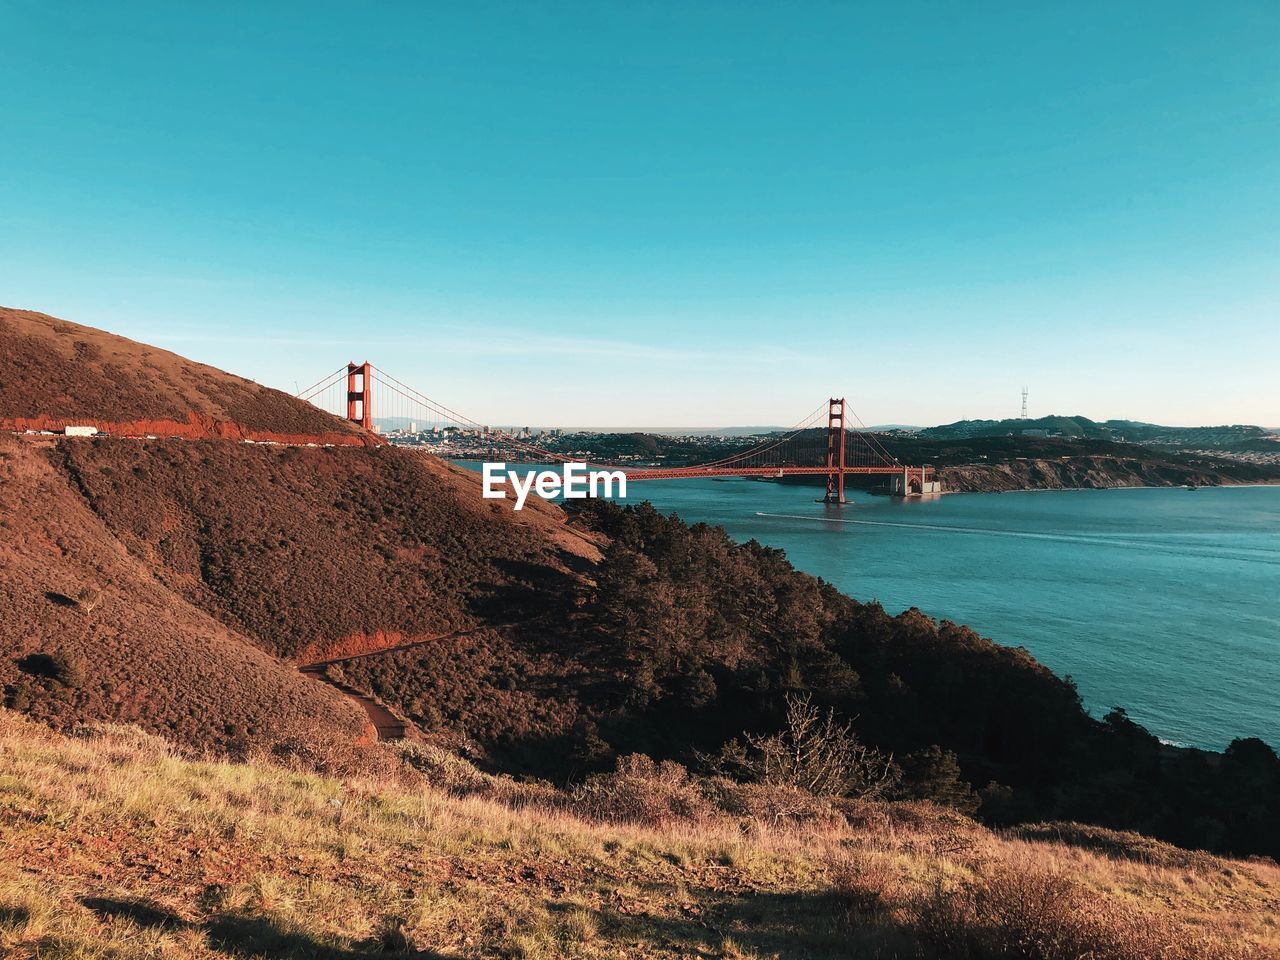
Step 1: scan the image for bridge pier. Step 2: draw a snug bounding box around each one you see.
[889,466,942,497]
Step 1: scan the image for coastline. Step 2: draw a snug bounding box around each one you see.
[934,462,1280,495]
[938,479,1280,495]
[632,476,1280,753]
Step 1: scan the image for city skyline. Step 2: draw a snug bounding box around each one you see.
[2,2,1277,428]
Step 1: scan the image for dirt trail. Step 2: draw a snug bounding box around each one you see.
[300,666,410,741]
[296,620,539,671]
[295,618,546,742]
[297,627,486,671]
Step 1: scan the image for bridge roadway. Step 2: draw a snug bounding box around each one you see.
[612,464,914,481]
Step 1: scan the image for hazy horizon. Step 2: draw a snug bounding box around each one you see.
[2,3,1276,428]
[370,414,1279,435]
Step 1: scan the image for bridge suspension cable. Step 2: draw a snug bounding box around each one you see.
[296,363,914,487]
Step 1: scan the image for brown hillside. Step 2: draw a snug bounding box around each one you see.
[0,306,370,445]
[0,306,603,754]
[50,438,601,665]
[0,434,369,750]
[1,309,604,757]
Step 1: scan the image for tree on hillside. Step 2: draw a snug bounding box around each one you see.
[714,694,899,799]
[897,744,980,813]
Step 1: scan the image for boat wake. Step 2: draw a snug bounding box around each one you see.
[753,512,1280,565]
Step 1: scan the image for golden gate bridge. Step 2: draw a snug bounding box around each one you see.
[298,362,938,503]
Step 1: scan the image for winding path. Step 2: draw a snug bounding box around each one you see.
[300,664,410,741]
[297,623,503,672]
[296,617,556,742]
[295,622,532,742]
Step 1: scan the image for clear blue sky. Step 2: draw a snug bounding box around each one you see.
[2,2,1277,427]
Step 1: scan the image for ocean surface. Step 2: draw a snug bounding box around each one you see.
[462,462,1280,751]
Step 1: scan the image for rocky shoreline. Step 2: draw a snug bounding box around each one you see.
[936,456,1280,493]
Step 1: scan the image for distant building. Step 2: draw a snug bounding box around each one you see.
[64,425,99,437]
[409,421,416,433]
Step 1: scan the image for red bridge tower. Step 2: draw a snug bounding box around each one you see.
[346,361,372,431]
[824,397,846,505]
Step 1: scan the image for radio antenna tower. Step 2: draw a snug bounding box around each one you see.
[1020,386,1029,420]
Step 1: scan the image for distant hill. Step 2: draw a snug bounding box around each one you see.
[0,306,370,445]
[375,417,789,438]
[873,434,1280,492]
[558,425,789,437]
[919,414,1279,453]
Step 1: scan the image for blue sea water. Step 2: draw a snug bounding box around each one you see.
[463,462,1280,751]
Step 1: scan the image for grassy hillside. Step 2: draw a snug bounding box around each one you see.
[2,712,1277,960]
[0,307,368,444]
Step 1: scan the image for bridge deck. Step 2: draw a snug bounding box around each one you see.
[617,465,917,481]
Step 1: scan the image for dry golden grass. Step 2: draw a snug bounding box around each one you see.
[1,710,1277,959]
